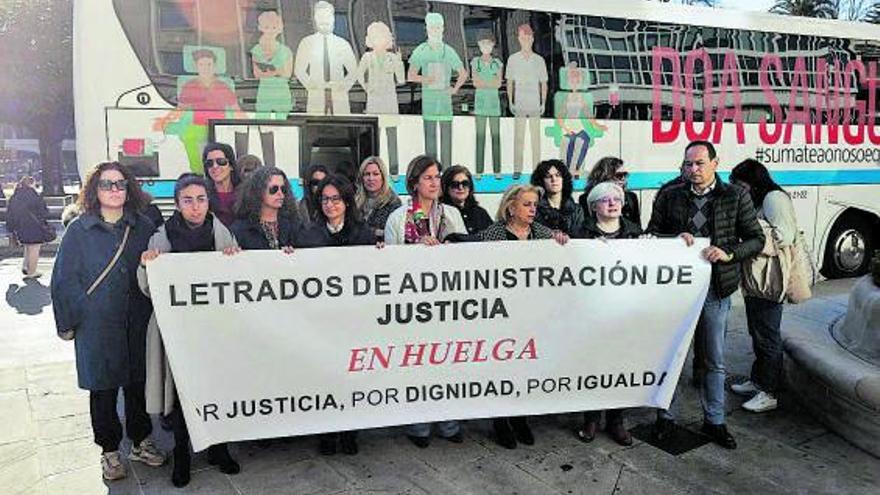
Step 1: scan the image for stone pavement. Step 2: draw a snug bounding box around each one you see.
[1,253,877,495]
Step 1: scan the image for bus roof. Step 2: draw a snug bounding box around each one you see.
[445,0,880,42]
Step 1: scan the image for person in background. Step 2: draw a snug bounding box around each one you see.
[531,159,584,235]
[203,142,240,227]
[50,162,166,481]
[6,176,54,278]
[581,156,640,227]
[728,159,797,414]
[385,155,467,447]
[236,154,264,183]
[440,165,492,235]
[573,181,640,446]
[299,164,330,227]
[647,140,765,450]
[476,184,568,449]
[231,166,300,251]
[355,156,401,241]
[138,173,241,487]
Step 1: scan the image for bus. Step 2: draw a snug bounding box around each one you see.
[73,0,880,278]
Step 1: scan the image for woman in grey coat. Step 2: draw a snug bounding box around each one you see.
[139,174,241,487]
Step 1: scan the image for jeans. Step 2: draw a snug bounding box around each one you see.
[563,131,591,171]
[423,120,452,166]
[744,296,784,393]
[658,291,731,425]
[89,382,152,452]
[406,420,460,438]
[475,116,501,174]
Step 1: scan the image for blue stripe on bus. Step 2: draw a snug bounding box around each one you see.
[139,169,880,198]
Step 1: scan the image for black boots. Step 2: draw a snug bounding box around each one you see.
[207,444,240,474]
[493,417,534,449]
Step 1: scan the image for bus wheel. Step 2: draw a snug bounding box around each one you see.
[821,216,875,279]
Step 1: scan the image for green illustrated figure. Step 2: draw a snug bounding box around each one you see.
[547,63,607,176]
[471,36,503,179]
[407,12,467,167]
[251,10,294,119]
[153,46,244,174]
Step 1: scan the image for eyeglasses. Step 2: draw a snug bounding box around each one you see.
[614,171,629,180]
[97,179,128,192]
[320,195,343,205]
[267,184,289,195]
[204,157,229,168]
[179,195,208,207]
[450,180,471,190]
[597,197,622,205]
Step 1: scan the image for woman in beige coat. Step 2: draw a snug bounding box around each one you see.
[138,173,241,487]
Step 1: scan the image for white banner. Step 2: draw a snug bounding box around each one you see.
[147,239,710,451]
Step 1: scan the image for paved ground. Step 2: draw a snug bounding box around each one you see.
[0,252,877,495]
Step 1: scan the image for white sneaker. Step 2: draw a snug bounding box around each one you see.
[101,451,127,481]
[731,380,758,396]
[128,438,166,467]
[742,391,778,413]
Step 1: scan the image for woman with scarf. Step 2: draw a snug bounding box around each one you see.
[355,156,401,241]
[203,142,241,227]
[139,174,241,487]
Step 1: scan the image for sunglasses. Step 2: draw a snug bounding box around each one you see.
[97,179,128,192]
[614,171,630,180]
[204,157,229,168]
[267,184,289,195]
[450,180,471,190]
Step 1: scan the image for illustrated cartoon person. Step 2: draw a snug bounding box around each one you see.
[293,1,357,115]
[550,63,607,175]
[251,10,293,119]
[471,36,503,179]
[357,22,405,177]
[153,47,244,174]
[407,12,467,168]
[506,24,548,180]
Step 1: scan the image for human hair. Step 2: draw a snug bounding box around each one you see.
[236,154,263,175]
[16,176,35,190]
[496,184,543,224]
[440,165,480,209]
[234,166,298,223]
[76,162,151,214]
[685,140,717,161]
[517,24,534,36]
[425,12,444,27]
[530,159,573,202]
[314,174,362,226]
[173,173,209,205]
[586,181,625,209]
[730,158,785,208]
[202,142,240,186]
[405,155,442,197]
[355,156,396,209]
[585,156,624,189]
[365,22,393,49]
[192,49,216,63]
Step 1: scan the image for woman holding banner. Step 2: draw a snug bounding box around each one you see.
[440,164,492,235]
[355,156,401,241]
[573,181,639,446]
[477,184,569,449]
[139,173,242,487]
[385,155,467,447]
[231,166,301,251]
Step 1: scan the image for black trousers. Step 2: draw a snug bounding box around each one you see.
[89,382,152,453]
[583,408,625,425]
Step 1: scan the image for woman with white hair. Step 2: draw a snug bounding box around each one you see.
[574,181,641,446]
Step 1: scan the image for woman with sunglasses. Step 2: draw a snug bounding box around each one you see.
[530,159,584,236]
[299,164,330,227]
[440,165,492,235]
[581,156,641,227]
[572,181,641,446]
[202,142,241,227]
[139,173,241,487]
[385,155,467,447]
[231,166,301,251]
[355,156,401,241]
[50,162,166,482]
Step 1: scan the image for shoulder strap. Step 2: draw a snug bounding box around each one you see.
[86,225,131,296]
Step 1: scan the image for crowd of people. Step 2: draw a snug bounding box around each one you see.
[49,139,802,487]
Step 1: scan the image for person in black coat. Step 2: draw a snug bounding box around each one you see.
[7,176,54,278]
[531,159,584,235]
[646,140,764,450]
[581,156,641,227]
[440,165,492,235]
[230,166,301,251]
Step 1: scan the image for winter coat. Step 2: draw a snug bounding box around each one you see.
[230,216,301,250]
[138,216,238,415]
[297,221,376,248]
[362,195,402,238]
[449,201,493,235]
[577,216,643,239]
[7,187,54,244]
[477,221,555,241]
[647,177,765,299]
[50,210,156,390]
[536,196,584,236]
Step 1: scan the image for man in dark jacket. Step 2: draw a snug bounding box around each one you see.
[647,140,764,450]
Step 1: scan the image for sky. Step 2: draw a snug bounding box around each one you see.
[719,0,774,12]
